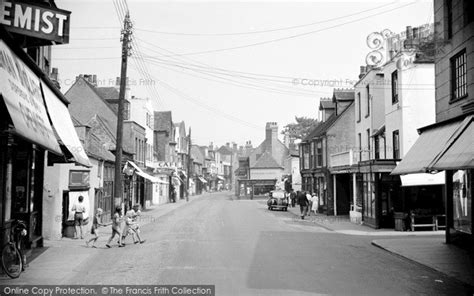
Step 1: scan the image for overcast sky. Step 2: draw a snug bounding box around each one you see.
[52,0,433,147]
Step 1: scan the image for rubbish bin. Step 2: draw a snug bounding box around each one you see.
[394,212,407,231]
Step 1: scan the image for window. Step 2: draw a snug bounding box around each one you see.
[447,0,453,39]
[367,129,371,157]
[303,144,310,170]
[391,70,398,104]
[316,141,323,167]
[357,93,361,121]
[124,102,130,120]
[69,171,90,188]
[374,136,380,160]
[451,49,467,101]
[310,142,315,168]
[393,130,400,159]
[465,0,474,26]
[358,133,362,160]
[366,85,370,116]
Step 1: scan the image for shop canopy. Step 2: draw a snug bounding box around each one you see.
[0,40,61,155]
[428,116,474,171]
[198,177,208,184]
[391,118,464,175]
[126,161,162,183]
[42,82,91,167]
[217,175,225,181]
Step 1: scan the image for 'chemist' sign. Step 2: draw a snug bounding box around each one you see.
[0,0,70,44]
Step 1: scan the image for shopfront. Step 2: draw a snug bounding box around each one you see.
[392,115,473,244]
[0,20,87,248]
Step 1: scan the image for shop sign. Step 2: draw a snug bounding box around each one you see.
[0,0,70,44]
[156,161,177,169]
[0,40,61,154]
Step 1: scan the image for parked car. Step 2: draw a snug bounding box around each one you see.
[267,190,288,211]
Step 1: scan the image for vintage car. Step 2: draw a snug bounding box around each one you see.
[267,190,288,211]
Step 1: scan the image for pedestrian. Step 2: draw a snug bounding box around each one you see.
[71,195,86,239]
[122,204,145,244]
[106,206,124,248]
[311,192,319,214]
[86,208,108,248]
[290,189,296,208]
[297,191,309,219]
[306,192,313,216]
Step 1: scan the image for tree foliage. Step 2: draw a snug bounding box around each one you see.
[282,116,320,140]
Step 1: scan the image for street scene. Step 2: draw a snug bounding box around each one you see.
[0,0,473,295]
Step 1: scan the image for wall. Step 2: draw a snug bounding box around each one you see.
[384,62,404,159]
[327,104,355,168]
[434,0,474,122]
[43,157,100,240]
[355,70,386,161]
[401,63,436,156]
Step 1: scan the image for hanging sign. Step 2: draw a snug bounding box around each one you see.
[0,0,70,44]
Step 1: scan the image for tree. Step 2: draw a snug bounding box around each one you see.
[282,116,320,141]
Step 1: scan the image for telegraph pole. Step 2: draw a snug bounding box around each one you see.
[114,12,133,208]
[186,127,192,202]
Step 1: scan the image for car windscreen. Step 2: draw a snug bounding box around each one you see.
[272,191,285,198]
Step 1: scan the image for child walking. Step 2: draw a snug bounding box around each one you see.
[106,206,124,248]
[86,208,108,248]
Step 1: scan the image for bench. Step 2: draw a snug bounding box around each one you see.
[410,214,436,231]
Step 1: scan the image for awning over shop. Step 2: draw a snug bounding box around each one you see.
[217,175,225,181]
[428,116,474,171]
[198,176,208,184]
[391,119,463,175]
[400,172,445,187]
[0,40,61,155]
[125,161,162,183]
[136,170,160,183]
[180,170,187,178]
[41,82,91,167]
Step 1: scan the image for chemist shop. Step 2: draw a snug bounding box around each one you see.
[0,1,79,250]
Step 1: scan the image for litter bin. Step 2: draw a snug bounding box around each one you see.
[394,212,408,231]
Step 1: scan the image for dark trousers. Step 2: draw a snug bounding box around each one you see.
[299,204,308,216]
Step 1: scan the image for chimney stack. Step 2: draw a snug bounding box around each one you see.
[406,26,413,39]
[359,65,366,79]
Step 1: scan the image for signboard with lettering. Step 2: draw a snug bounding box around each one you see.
[0,0,70,44]
[0,39,61,154]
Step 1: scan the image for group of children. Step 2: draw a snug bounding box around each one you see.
[85,204,146,248]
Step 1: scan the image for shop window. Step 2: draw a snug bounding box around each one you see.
[452,170,472,234]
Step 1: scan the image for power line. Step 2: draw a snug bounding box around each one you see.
[154,2,417,57]
[133,2,397,36]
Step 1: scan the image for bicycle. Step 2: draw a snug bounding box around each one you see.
[1,220,27,278]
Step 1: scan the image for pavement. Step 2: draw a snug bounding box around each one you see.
[286,204,474,288]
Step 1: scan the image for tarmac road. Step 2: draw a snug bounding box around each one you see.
[5,192,470,295]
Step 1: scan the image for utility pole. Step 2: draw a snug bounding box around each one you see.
[186,127,192,202]
[113,12,133,209]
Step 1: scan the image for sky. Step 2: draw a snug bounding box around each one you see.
[52,0,433,148]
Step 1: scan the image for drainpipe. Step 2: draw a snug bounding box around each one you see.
[333,174,337,216]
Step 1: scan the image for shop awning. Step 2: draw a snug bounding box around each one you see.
[198,176,208,184]
[428,116,474,171]
[135,170,160,183]
[391,119,463,175]
[0,40,62,155]
[217,175,225,181]
[180,170,187,178]
[41,83,91,167]
[400,172,445,187]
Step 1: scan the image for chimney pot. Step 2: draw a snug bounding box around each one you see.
[406,26,412,39]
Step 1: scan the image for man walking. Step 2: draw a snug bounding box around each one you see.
[297,191,309,219]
